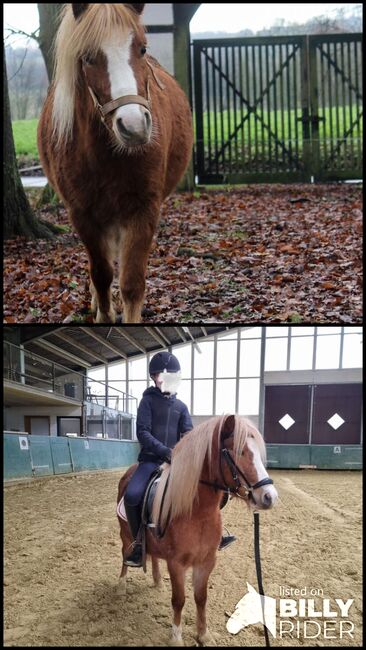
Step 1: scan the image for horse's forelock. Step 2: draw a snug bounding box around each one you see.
[52,3,142,144]
[231,416,266,464]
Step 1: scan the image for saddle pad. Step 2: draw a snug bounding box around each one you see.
[116,496,127,522]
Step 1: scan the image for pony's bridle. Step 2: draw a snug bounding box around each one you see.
[200,447,274,502]
[85,59,165,129]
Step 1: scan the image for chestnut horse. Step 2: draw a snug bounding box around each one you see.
[117,414,278,646]
[37,3,193,323]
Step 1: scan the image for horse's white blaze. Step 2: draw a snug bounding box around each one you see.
[103,33,149,140]
[247,437,278,505]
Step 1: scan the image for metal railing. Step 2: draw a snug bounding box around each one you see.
[3,341,137,415]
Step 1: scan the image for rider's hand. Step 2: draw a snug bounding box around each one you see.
[163,450,172,464]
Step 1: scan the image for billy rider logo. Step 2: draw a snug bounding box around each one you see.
[226,583,355,640]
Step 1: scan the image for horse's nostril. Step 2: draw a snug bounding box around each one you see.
[144,111,151,129]
[116,118,130,138]
[262,492,272,506]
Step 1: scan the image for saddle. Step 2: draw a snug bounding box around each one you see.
[116,468,162,573]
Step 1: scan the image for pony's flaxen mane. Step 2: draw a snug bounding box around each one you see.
[152,414,266,529]
[52,3,141,144]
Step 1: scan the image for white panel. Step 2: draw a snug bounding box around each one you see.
[143,4,173,25]
[146,33,174,75]
[327,413,345,430]
[216,340,237,377]
[193,379,213,415]
[238,378,260,415]
[215,378,236,414]
[278,414,295,430]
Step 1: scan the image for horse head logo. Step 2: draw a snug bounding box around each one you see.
[226,582,276,638]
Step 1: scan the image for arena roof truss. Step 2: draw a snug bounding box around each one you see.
[10,326,242,373]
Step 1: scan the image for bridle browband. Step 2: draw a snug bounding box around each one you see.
[86,58,165,129]
[200,447,274,502]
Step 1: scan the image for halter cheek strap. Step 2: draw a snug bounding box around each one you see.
[86,59,165,125]
[200,448,274,501]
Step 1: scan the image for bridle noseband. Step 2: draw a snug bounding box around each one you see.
[200,447,274,502]
[85,59,165,130]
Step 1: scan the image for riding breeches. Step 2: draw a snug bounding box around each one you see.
[124,461,160,507]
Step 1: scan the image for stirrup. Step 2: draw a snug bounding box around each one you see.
[123,543,143,567]
[218,534,237,551]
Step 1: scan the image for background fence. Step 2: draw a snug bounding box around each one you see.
[4,433,139,480]
[193,33,363,183]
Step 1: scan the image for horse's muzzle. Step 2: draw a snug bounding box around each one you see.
[259,486,277,509]
[115,108,152,147]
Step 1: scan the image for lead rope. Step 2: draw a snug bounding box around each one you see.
[253,512,271,647]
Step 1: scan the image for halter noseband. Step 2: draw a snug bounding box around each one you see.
[86,59,165,128]
[200,447,274,502]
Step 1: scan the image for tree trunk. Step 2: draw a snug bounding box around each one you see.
[37,3,64,82]
[4,41,53,240]
[37,4,64,206]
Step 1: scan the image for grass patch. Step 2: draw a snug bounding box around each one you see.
[12,119,39,159]
[194,105,362,156]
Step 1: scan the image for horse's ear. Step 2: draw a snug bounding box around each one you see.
[221,414,236,439]
[126,4,145,15]
[72,4,89,20]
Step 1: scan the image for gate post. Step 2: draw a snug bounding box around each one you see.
[300,36,312,181]
[308,38,321,180]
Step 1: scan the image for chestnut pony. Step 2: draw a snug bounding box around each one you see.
[37,3,193,323]
[117,414,278,646]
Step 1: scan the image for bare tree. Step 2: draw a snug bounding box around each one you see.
[37,3,64,81]
[4,41,53,239]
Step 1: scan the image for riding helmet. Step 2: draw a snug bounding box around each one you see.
[149,351,181,374]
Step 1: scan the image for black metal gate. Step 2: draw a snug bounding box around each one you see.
[192,33,363,184]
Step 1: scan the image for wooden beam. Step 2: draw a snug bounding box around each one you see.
[155,327,173,346]
[174,326,187,342]
[112,327,146,354]
[80,328,127,359]
[144,327,168,348]
[31,339,91,368]
[52,331,108,364]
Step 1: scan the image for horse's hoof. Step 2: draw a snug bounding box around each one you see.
[196,632,216,646]
[168,638,184,647]
[152,579,165,591]
[169,625,184,646]
[94,307,116,323]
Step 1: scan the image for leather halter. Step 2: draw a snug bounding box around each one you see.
[86,58,165,128]
[200,447,274,502]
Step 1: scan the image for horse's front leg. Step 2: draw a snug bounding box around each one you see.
[119,217,157,323]
[192,555,217,646]
[72,215,116,323]
[151,554,163,589]
[167,559,186,646]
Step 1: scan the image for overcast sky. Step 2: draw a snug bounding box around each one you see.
[3,3,361,46]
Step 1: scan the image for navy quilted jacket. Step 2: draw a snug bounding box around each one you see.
[136,387,193,462]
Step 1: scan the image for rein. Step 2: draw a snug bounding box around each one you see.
[254,511,271,647]
[86,58,165,130]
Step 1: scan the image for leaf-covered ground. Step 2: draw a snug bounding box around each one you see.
[3,183,362,323]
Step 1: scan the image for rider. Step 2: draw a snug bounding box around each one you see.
[123,351,236,567]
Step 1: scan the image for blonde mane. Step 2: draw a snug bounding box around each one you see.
[152,414,266,530]
[52,4,140,145]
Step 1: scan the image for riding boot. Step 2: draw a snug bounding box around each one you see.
[124,502,143,567]
[218,534,237,550]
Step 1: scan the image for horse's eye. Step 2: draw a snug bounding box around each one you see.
[82,54,96,65]
[140,46,147,56]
